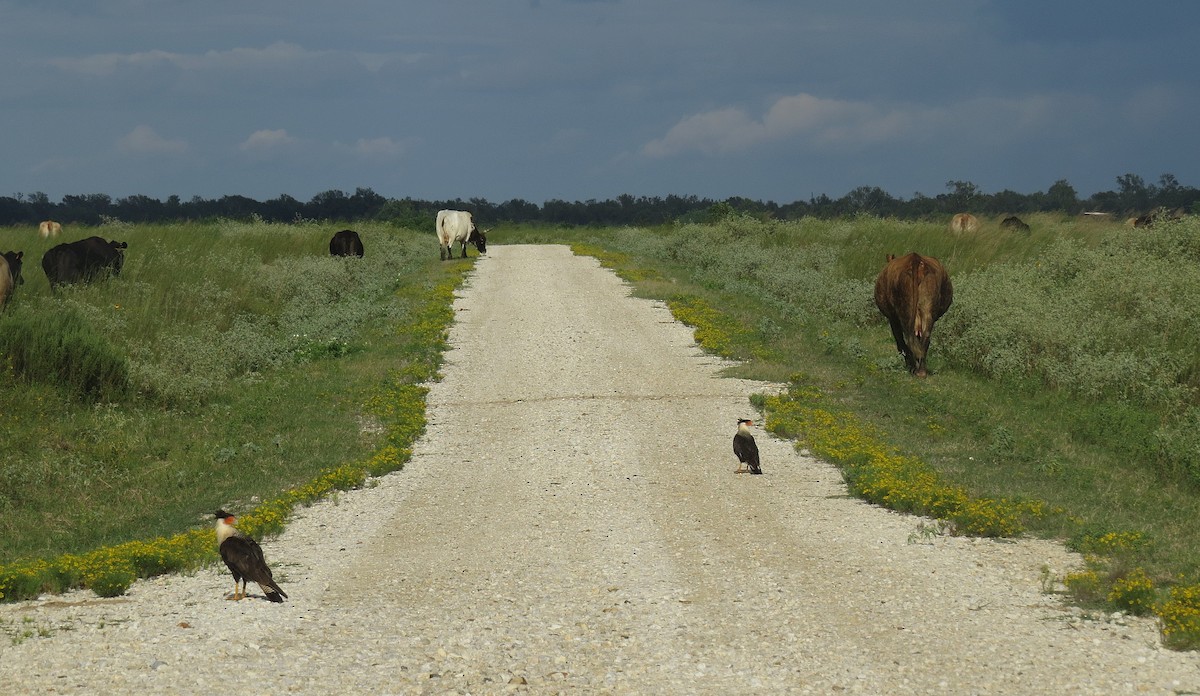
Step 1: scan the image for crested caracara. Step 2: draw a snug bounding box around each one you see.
[733,419,762,474]
[214,510,288,602]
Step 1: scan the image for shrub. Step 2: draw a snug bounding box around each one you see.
[1107,568,1157,615]
[0,305,130,402]
[1160,584,1200,650]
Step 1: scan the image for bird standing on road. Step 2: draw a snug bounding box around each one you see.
[214,510,288,602]
[733,419,762,474]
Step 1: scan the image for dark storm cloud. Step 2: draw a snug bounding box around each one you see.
[0,0,1196,202]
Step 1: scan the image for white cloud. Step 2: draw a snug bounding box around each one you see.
[50,49,180,77]
[50,42,326,76]
[643,92,1073,158]
[117,125,188,155]
[343,136,413,159]
[240,129,297,152]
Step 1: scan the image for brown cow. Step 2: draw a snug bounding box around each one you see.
[948,213,979,233]
[874,252,954,377]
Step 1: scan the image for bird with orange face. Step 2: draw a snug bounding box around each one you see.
[733,419,762,474]
[214,510,287,602]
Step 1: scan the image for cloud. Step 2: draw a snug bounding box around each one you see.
[50,42,324,76]
[240,129,297,152]
[642,91,1075,158]
[642,93,883,157]
[46,42,372,100]
[117,125,188,155]
[341,136,414,160]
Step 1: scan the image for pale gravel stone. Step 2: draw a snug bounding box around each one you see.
[1,244,1199,694]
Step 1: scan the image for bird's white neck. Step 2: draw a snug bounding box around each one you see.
[215,518,237,544]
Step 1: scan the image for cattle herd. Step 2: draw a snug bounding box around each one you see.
[4,210,1182,377]
[0,210,488,309]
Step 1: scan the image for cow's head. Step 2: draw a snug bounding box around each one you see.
[2,251,23,286]
[109,241,128,276]
[469,227,487,254]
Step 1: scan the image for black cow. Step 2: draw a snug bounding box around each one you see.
[42,237,128,289]
[329,229,364,257]
[1,250,24,306]
[1000,215,1030,232]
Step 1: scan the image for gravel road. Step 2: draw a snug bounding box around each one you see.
[2,244,1199,694]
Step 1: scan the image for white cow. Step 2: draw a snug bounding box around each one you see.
[435,209,487,260]
[38,220,62,238]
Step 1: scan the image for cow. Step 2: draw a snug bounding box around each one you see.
[1000,215,1030,232]
[874,252,954,377]
[329,229,364,257]
[0,251,24,307]
[435,210,486,260]
[1133,207,1185,229]
[42,236,128,289]
[38,220,62,239]
[948,213,980,233]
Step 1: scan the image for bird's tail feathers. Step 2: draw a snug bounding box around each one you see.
[260,582,288,602]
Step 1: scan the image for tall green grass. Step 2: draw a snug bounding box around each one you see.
[0,219,457,565]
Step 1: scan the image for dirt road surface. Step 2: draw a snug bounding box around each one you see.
[2,244,1198,694]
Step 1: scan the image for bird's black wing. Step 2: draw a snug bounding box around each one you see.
[734,432,762,474]
[733,434,747,462]
[220,536,288,600]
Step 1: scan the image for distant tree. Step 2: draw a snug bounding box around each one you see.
[1043,179,1079,213]
[1115,173,1153,213]
[261,194,305,222]
[218,195,261,220]
[842,186,899,216]
[495,198,540,223]
[378,198,435,229]
[0,196,29,225]
[942,180,981,214]
[350,187,387,219]
[113,194,164,222]
[24,192,53,221]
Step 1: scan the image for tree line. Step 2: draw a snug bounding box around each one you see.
[1,173,1196,229]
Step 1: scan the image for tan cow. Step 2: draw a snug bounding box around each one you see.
[874,252,954,377]
[1,251,25,307]
[38,220,62,238]
[948,213,979,233]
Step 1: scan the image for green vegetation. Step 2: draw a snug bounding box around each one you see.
[0,219,468,600]
[5,212,1200,648]
[505,211,1200,647]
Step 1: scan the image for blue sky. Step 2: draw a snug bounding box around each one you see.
[1,0,1197,204]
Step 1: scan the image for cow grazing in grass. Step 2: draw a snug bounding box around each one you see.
[874,252,954,377]
[1000,215,1030,232]
[329,229,364,257]
[436,210,486,260]
[38,220,62,239]
[42,237,128,289]
[0,251,24,307]
[948,213,980,233]
[1133,207,1185,229]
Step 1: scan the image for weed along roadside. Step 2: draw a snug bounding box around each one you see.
[559,215,1200,652]
[0,220,473,604]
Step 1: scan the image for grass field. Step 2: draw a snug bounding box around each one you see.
[0,219,466,580]
[3,213,1200,644]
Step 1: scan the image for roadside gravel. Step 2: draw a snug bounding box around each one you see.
[2,244,1198,694]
